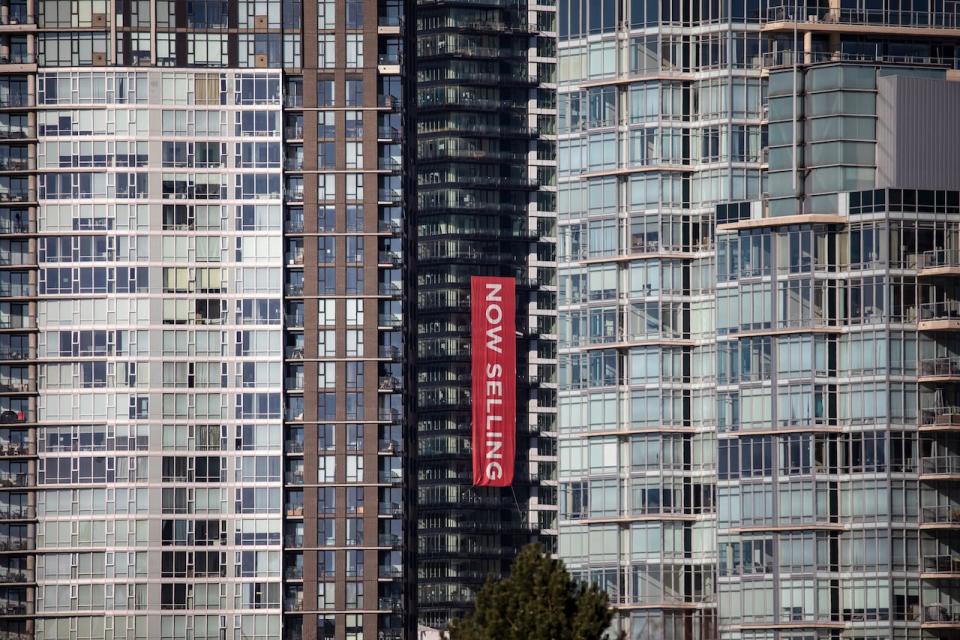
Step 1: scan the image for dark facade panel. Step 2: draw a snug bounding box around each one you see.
[877,74,960,190]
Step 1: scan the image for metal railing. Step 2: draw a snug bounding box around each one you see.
[924,603,960,622]
[921,456,960,475]
[919,249,960,270]
[763,49,960,69]
[766,6,960,29]
[920,357,960,377]
[920,301,960,322]
[921,505,960,524]
[923,555,960,573]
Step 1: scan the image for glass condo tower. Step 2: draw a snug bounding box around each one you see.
[556,1,960,640]
[0,0,559,638]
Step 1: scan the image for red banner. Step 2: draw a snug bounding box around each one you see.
[471,276,516,487]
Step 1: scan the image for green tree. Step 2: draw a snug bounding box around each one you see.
[448,544,614,640]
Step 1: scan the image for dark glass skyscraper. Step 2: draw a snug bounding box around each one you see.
[411,0,558,628]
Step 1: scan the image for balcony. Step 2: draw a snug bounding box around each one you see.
[378,596,403,611]
[285,470,304,485]
[0,94,28,109]
[0,158,28,172]
[379,282,403,297]
[921,406,960,430]
[378,126,401,141]
[378,314,402,328]
[922,555,960,576]
[920,357,960,382]
[378,565,402,579]
[0,127,31,141]
[378,408,401,423]
[0,191,32,204]
[285,505,304,518]
[919,249,960,276]
[379,218,401,233]
[0,601,32,616]
[0,317,31,330]
[378,250,402,266]
[378,187,403,203]
[379,345,401,360]
[0,441,30,457]
[923,603,960,626]
[0,569,30,584]
[0,472,29,487]
[285,313,304,328]
[378,376,402,391]
[378,439,401,454]
[284,439,304,454]
[0,505,32,519]
[379,502,402,516]
[0,8,29,26]
[920,455,960,478]
[920,505,960,527]
[764,6,960,31]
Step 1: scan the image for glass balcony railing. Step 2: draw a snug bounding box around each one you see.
[378,565,402,578]
[0,8,29,25]
[285,313,304,327]
[921,505,960,524]
[920,455,960,475]
[0,190,32,203]
[766,5,960,28]
[0,505,32,519]
[378,502,402,516]
[924,603,960,623]
[378,314,402,328]
[920,301,960,322]
[920,357,960,377]
[0,471,30,487]
[378,439,401,454]
[923,555,960,573]
[922,406,960,426]
[0,569,31,583]
[919,249,960,270]
[0,94,29,108]
[285,439,304,454]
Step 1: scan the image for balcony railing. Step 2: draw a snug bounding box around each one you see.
[0,440,32,456]
[762,49,960,69]
[378,409,401,422]
[923,555,960,573]
[920,357,960,377]
[0,158,29,172]
[921,455,960,475]
[0,472,30,487]
[919,249,960,270]
[379,502,402,516]
[924,603,960,623]
[0,538,32,551]
[922,406,960,426]
[378,565,402,578]
[379,345,401,359]
[0,506,33,519]
[921,505,960,524]
[765,6,960,28]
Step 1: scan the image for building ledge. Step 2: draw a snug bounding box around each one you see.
[717,213,847,232]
